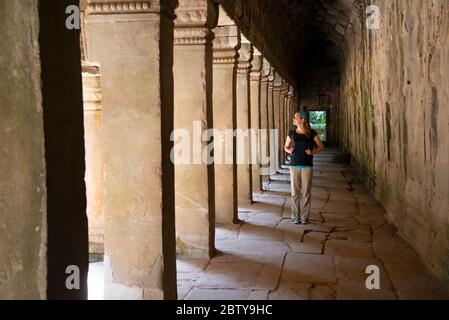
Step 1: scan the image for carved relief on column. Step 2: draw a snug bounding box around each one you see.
[213,6,240,64]
[237,43,253,74]
[174,0,217,45]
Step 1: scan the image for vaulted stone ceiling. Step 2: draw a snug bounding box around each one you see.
[280,0,355,63]
[218,0,356,88]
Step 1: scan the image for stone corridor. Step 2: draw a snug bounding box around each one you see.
[2,0,449,300]
[177,149,448,300]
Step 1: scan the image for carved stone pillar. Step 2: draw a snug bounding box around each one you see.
[250,49,263,193]
[173,0,217,259]
[236,36,253,204]
[82,62,104,257]
[85,0,177,300]
[1,0,88,299]
[287,85,295,133]
[266,67,276,178]
[212,6,240,224]
[259,59,271,188]
[272,72,283,171]
[279,81,289,165]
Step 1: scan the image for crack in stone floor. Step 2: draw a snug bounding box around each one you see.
[177,148,449,300]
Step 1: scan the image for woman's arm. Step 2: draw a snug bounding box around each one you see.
[284,136,294,154]
[312,134,325,155]
[305,134,325,155]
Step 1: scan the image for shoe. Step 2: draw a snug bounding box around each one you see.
[301,221,309,225]
[292,219,300,225]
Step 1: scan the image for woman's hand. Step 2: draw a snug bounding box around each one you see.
[286,147,295,155]
[305,149,313,156]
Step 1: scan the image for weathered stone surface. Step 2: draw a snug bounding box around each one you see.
[196,258,263,289]
[174,0,217,258]
[335,256,389,281]
[1,0,89,299]
[286,233,323,254]
[330,228,372,242]
[215,224,242,241]
[213,8,240,225]
[185,288,251,300]
[336,278,397,300]
[82,63,105,256]
[249,290,270,300]
[310,285,336,300]
[85,0,178,299]
[176,148,447,300]
[323,200,358,215]
[177,286,194,300]
[238,223,284,241]
[340,0,449,285]
[324,239,374,258]
[321,215,360,228]
[268,282,311,300]
[281,254,337,285]
[236,37,254,204]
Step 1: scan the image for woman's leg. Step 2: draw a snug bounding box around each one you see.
[290,168,301,223]
[300,168,313,223]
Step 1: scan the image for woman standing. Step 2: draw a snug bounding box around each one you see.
[284,111,325,224]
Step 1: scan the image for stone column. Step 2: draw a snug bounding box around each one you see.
[250,49,263,193]
[259,59,270,189]
[173,0,217,259]
[267,70,274,130]
[272,73,283,171]
[1,0,88,299]
[279,81,289,165]
[236,36,253,204]
[287,85,294,130]
[267,68,276,177]
[85,0,177,300]
[82,62,104,257]
[212,7,240,224]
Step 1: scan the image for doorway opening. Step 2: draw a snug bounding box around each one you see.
[309,111,327,143]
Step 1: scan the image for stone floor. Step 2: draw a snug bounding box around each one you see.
[177,148,449,300]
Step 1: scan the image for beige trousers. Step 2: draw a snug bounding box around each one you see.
[290,167,313,222]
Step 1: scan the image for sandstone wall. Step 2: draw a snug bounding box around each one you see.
[340,0,449,284]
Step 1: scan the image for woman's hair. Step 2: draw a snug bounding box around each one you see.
[298,111,311,137]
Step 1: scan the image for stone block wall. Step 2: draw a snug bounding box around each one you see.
[339,0,449,285]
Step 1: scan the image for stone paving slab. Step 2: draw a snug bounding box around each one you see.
[336,278,397,300]
[324,239,375,258]
[239,223,284,241]
[268,282,311,300]
[281,253,337,285]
